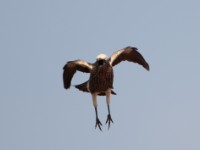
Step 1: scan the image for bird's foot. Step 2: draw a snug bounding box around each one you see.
[105,114,113,129]
[95,118,102,131]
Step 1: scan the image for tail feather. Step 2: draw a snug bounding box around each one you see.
[75,81,89,93]
[75,81,117,96]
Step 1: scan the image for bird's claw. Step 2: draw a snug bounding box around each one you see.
[105,114,113,129]
[95,118,102,131]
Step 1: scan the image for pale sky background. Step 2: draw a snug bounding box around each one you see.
[0,0,200,150]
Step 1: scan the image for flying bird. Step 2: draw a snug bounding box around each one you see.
[63,46,149,131]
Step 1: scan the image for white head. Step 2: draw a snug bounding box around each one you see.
[96,53,108,60]
[96,53,109,66]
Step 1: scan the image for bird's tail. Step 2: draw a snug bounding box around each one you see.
[74,81,89,93]
[74,81,117,96]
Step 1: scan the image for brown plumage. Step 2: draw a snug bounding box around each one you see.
[110,47,149,70]
[75,81,117,96]
[63,46,149,131]
[89,60,113,93]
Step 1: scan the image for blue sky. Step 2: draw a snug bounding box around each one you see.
[0,0,200,150]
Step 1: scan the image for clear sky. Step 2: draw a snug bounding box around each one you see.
[1,0,200,150]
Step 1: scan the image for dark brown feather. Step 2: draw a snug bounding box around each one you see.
[75,81,116,96]
[89,61,114,93]
[63,60,93,89]
[110,47,150,70]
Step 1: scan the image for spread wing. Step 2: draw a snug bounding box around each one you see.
[63,60,94,89]
[109,46,150,70]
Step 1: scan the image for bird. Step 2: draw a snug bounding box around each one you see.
[63,46,149,131]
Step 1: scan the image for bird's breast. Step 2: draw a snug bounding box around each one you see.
[89,65,114,93]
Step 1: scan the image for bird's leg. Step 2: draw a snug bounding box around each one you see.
[105,89,113,129]
[92,93,102,131]
[106,105,113,129]
[95,107,102,131]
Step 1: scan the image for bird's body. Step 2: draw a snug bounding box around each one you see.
[89,61,113,93]
[63,46,149,130]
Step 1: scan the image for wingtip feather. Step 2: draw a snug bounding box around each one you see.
[64,84,70,89]
[145,63,150,71]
